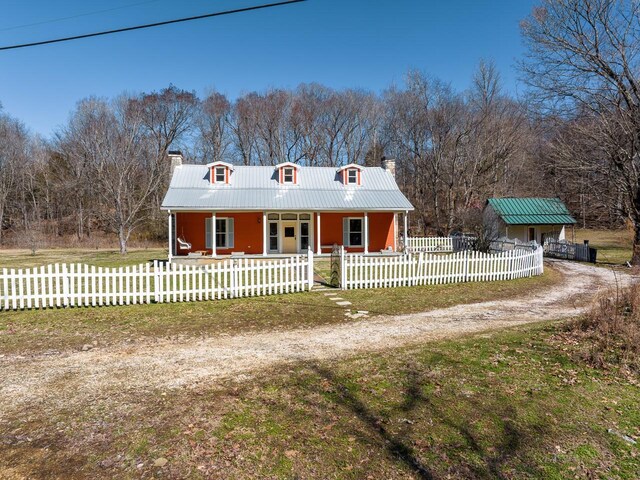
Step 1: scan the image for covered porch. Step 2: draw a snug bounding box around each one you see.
[167,210,409,261]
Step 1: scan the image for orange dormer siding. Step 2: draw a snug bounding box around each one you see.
[342,168,361,186]
[276,163,298,185]
[208,162,234,185]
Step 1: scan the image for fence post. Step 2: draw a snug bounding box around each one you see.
[340,246,346,289]
[62,263,70,307]
[463,249,469,282]
[153,260,160,303]
[307,249,314,290]
[232,259,239,298]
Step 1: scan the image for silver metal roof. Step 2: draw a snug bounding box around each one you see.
[161,165,414,212]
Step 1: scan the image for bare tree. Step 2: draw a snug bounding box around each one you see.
[0,112,30,243]
[197,91,232,163]
[521,0,640,263]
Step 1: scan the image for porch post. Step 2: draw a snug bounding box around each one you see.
[262,211,267,256]
[211,212,217,257]
[403,210,408,252]
[316,212,321,254]
[393,213,398,252]
[168,209,173,262]
[364,212,369,254]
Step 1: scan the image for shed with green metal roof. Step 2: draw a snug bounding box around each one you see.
[484,198,576,244]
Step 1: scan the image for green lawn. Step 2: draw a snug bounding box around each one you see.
[574,229,633,265]
[2,322,638,479]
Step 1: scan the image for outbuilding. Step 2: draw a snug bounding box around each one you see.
[484,197,577,244]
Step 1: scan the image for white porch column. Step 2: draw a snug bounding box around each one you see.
[403,210,408,251]
[364,212,369,254]
[168,209,173,262]
[262,211,267,256]
[316,212,321,254]
[211,212,217,257]
[393,212,398,252]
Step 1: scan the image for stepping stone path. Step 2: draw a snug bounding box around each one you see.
[318,289,369,320]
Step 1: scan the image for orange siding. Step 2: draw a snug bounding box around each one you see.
[175,211,396,255]
[175,212,263,254]
[319,212,394,253]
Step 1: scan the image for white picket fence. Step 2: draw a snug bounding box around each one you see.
[341,246,544,290]
[1,253,313,311]
[405,236,453,252]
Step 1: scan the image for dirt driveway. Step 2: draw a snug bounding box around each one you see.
[0,260,631,418]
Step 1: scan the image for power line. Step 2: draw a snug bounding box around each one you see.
[0,0,163,33]
[0,0,306,52]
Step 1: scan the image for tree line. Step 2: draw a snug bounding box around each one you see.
[0,0,636,259]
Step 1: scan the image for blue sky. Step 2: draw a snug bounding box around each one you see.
[0,0,536,137]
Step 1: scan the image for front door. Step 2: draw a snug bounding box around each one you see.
[282,222,297,253]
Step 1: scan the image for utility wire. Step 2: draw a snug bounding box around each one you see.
[0,0,306,52]
[0,0,162,33]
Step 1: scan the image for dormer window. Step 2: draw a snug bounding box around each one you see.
[275,162,299,185]
[214,166,226,183]
[283,167,294,183]
[338,163,364,186]
[206,161,234,185]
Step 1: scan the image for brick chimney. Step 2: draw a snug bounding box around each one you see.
[381,157,396,178]
[168,150,183,175]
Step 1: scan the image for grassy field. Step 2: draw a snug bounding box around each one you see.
[0,247,167,269]
[1,322,638,479]
[574,228,633,265]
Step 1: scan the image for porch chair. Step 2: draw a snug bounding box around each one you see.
[177,237,192,250]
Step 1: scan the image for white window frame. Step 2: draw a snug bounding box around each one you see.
[283,167,295,184]
[347,169,358,185]
[344,217,364,247]
[206,217,234,249]
[214,166,226,183]
[268,221,279,252]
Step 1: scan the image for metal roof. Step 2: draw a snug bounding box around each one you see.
[161,165,414,212]
[487,198,576,225]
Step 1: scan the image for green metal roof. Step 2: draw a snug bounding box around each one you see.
[486,198,577,225]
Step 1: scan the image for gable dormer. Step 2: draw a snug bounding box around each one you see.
[337,163,364,186]
[207,161,234,185]
[275,162,298,185]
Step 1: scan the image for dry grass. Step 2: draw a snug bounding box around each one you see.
[561,284,640,375]
[0,247,166,269]
[574,228,633,265]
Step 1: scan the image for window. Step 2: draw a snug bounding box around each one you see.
[284,226,295,238]
[347,169,358,185]
[281,213,297,220]
[269,222,278,251]
[343,218,363,247]
[205,217,234,249]
[214,166,226,183]
[283,167,294,183]
[300,221,309,251]
[267,213,279,220]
